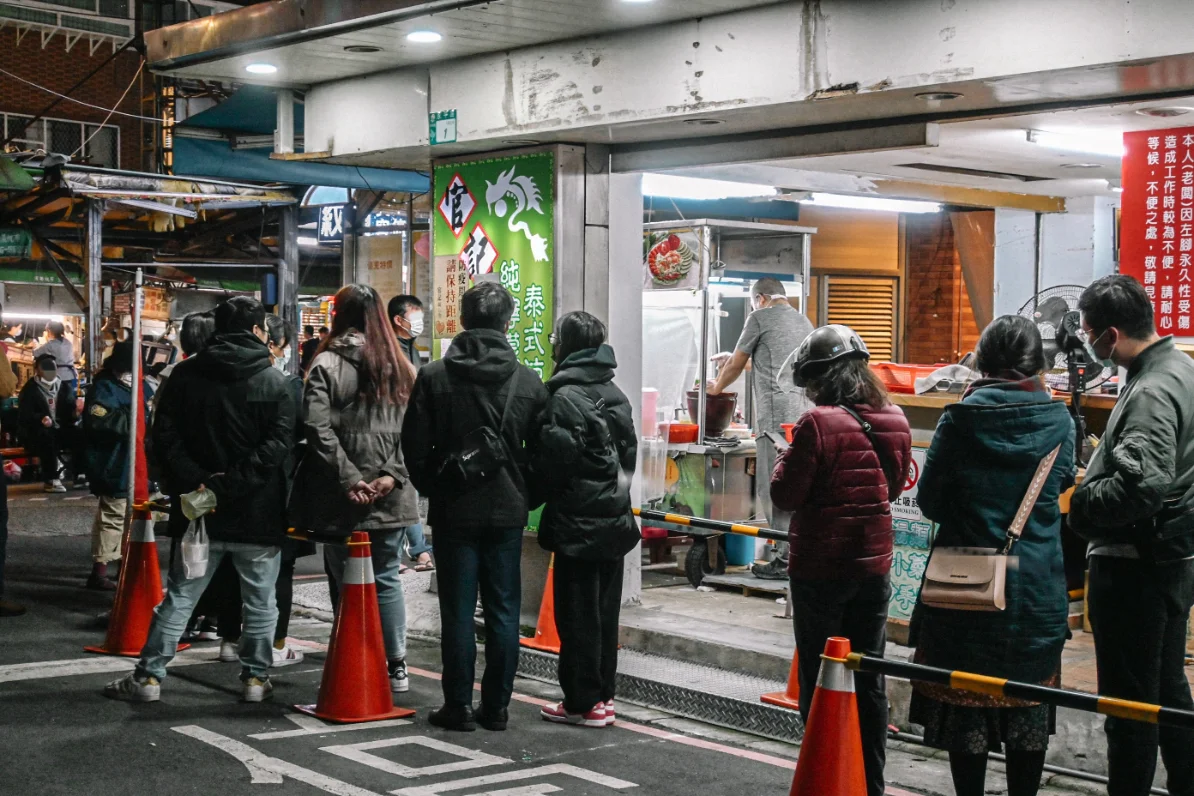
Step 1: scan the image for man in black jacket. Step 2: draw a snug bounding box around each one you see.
[402,282,548,732]
[105,296,295,705]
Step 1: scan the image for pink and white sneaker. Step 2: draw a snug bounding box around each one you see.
[601,700,616,726]
[540,701,607,728]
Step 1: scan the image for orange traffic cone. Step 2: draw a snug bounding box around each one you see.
[520,554,560,654]
[85,508,187,657]
[787,637,867,796]
[761,648,800,709]
[296,532,416,723]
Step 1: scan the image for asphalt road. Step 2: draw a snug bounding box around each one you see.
[0,489,798,796]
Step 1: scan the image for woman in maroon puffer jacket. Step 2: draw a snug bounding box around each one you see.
[770,324,912,796]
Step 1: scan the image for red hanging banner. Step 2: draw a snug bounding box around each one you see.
[1122,127,1194,335]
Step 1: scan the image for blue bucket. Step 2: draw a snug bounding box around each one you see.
[724,533,755,567]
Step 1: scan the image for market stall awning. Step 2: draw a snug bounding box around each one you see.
[0,160,35,192]
[175,136,429,193]
[183,85,303,136]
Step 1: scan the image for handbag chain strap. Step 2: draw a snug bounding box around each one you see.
[1001,444,1062,554]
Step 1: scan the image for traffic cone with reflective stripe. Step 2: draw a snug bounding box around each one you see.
[761,648,801,709]
[85,506,187,657]
[520,554,560,654]
[296,532,416,723]
[787,637,867,796]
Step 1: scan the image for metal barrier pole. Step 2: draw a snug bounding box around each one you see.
[845,653,1194,731]
[633,507,788,542]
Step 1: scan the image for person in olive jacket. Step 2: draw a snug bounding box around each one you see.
[532,311,639,728]
[290,283,419,694]
[910,315,1076,796]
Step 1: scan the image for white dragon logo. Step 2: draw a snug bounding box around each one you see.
[485,167,549,262]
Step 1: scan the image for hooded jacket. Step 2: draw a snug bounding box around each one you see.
[81,368,148,497]
[771,403,912,580]
[289,331,418,533]
[18,374,75,438]
[1070,337,1194,562]
[402,328,549,534]
[532,345,640,560]
[914,379,1076,683]
[151,331,295,545]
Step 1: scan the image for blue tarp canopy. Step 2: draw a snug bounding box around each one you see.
[177,86,428,193]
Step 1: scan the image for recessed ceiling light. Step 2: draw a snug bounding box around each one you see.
[344,44,381,53]
[621,0,656,3]
[1059,162,1104,169]
[1136,106,1194,118]
[684,118,724,126]
[245,63,278,75]
[915,91,963,101]
[1027,129,1124,159]
[406,30,442,43]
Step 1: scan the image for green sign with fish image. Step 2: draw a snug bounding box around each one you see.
[432,151,555,380]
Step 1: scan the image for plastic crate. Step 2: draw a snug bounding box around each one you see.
[870,362,943,394]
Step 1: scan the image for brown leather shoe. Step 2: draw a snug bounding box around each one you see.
[0,600,27,617]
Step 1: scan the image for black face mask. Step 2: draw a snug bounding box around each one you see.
[551,345,561,365]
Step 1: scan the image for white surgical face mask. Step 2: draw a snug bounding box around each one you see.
[118,372,133,387]
[407,311,425,337]
[273,347,291,372]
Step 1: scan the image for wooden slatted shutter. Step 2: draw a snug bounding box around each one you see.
[821,276,897,361]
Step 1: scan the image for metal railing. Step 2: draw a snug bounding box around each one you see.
[633,507,787,542]
[845,653,1194,731]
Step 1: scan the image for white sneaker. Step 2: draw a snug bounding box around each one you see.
[242,677,273,703]
[272,643,304,667]
[389,660,410,693]
[218,639,238,662]
[104,672,160,702]
[44,480,67,493]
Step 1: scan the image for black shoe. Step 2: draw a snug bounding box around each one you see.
[0,600,26,617]
[428,704,476,732]
[751,558,789,580]
[475,705,509,731]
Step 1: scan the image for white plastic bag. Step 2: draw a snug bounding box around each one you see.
[179,487,217,579]
[181,516,209,579]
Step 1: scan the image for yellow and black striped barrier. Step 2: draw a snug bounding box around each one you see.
[633,507,787,542]
[845,653,1194,730]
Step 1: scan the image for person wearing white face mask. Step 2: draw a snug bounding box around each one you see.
[19,354,77,493]
[388,294,434,572]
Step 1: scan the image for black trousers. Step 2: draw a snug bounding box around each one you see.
[0,458,8,598]
[554,554,624,714]
[1088,556,1194,796]
[790,574,891,796]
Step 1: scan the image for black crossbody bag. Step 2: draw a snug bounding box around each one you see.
[437,369,520,489]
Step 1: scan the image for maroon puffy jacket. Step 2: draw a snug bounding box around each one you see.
[770,404,912,580]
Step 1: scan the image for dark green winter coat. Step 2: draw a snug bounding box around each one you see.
[532,345,640,560]
[913,379,1076,683]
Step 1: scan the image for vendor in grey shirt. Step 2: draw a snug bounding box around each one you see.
[34,322,78,388]
[708,278,814,579]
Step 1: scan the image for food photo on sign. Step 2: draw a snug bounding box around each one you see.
[643,228,702,291]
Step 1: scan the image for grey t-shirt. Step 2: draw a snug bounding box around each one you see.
[735,303,814,434]
[34,337,77,382]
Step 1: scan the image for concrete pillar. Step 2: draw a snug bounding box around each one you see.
[278,205,300,375]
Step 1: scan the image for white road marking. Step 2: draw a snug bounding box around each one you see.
[64,496,86,501]
[322,736,510,778]
[391,764,637,796]
[0,647,220,685]
[173,725,387,795]
[27,497,47,502]
[251,713,413,740]
[466,788,560,796]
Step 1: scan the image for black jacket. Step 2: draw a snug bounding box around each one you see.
[532,345,640,560]
[18,376,75,439]
[151,331,296,545]
[402,328,549,534]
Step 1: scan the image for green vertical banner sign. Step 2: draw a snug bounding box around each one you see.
[431,151,555,380]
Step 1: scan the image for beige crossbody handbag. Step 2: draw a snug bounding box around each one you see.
[920,445,1061,612]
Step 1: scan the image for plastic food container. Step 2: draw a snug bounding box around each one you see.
[659,422,699,444]
[871,362,943,394]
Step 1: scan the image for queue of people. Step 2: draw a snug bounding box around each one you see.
[0,271,1185,796]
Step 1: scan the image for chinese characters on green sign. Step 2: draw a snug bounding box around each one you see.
[432,151,555,380]
[0,227,31,259]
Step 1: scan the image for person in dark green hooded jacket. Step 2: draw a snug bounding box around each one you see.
[532,311,639,729]
[909,315,1076,796]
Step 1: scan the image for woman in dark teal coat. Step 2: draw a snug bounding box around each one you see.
[911,315,1076,796]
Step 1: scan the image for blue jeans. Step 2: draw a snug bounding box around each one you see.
[433,528,522,710]
[324,528,407,662]
[406,523,432,559]
[138,540,281,681]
